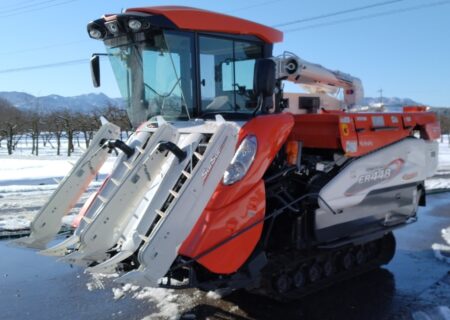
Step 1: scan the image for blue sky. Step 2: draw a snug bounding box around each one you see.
[0,0,449,106]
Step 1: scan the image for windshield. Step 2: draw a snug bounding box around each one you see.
[106,31,194,127]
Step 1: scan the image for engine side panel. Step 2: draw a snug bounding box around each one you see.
[179,114,294,274]
[315,138,438,242]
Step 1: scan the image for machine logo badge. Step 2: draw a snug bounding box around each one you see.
[201,137,228,185]
[345,158,404,196]
[359,140,374,147]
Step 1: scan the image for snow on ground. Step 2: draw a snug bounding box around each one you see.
[1,134,449,229]
[413,306,450,320]
[427,135,450,190]
[0,136,116,230]
[85,273,203,320]
[1,133,450,319]
[432,226,450,265]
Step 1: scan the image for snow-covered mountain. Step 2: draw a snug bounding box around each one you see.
[0,91,125,113]
[362,97,421,107]
[0,91,422,114]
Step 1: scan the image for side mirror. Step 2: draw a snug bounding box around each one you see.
[253,58,276,97]
[90,54,100,88]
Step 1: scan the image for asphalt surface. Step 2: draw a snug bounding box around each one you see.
[0,192,449,320]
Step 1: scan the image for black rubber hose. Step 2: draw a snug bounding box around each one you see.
[158,141,187,162]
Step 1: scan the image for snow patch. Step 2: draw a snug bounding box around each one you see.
[112,287,125,300]
[432,226,450,265]
[108,283,199,320]
[442,227,450,244]
[229,305,240,313]
[206,290,222,300]
[0,216,30,230]
[413,306,450,320]
[137,288,180,320]
[85,273,119,291]
[432,244,450,264]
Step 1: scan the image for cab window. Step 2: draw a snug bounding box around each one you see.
[199,36,263,115]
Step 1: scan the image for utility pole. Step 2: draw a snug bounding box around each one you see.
[378,89,383,105]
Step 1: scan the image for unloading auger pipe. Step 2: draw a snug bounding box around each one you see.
[274,52,364,107]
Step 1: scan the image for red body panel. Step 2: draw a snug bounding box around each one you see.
[289,114,341,150]
[290,111,440,157]
[179,114,294,274]
[125,6,283,43]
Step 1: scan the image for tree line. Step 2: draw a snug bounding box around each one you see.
[0,97,131,156]
[1,97,449,157]
[432,107,450,143]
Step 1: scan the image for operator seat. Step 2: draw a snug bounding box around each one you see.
[205,96,231,111]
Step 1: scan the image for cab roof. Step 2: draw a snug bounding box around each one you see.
[124,6,283,44]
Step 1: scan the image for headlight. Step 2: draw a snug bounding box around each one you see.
[89,27,103,39]
[128,19,142,31]
[223,135,257,185]
[105,21,120,34]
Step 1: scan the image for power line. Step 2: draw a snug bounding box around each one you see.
[0,1,447,74]
[0,0,77,18]
[0,40,88,56]
[0,0,49,10]
[0,0,68,14]
[283,0,450,33]
[227,0,283,13]
[273,0,406,28]
[0,59,88,74]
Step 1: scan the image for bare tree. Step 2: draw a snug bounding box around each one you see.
[75,111,99,149]
[439,114,450,144]
[99,104,132,138]
[27,111,44,156]
[0,98,24,155]
[46,111,65,156]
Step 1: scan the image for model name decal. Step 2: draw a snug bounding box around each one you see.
[345,158,404,196]
[357,168,392,184]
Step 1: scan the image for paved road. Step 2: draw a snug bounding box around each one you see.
[0,193,449,320]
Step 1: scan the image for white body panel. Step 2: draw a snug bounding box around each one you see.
[41,129,152,256]
[315,138,438,242]
[318,138,438,211]
[15,121,121,249]
[60,124,179,265]
[87,132,204,274]
[33,116,238,287]
[117,122,238,286]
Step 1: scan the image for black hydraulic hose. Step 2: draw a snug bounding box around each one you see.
[111,140,135,158]
[158,141,187,162]
[264,166,297,184]
[100,139,135,158]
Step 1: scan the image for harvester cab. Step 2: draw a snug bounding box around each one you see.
[16,6,441,299]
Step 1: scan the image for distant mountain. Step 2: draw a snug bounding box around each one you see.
[0,91,125,114]
[362,97,421,107]
[0,91,424,114]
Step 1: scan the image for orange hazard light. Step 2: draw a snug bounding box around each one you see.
[286,140,299,166]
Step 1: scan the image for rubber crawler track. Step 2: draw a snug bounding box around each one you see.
[252,232,396,301]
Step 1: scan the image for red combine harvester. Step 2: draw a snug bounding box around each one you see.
[17,6,440,300]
